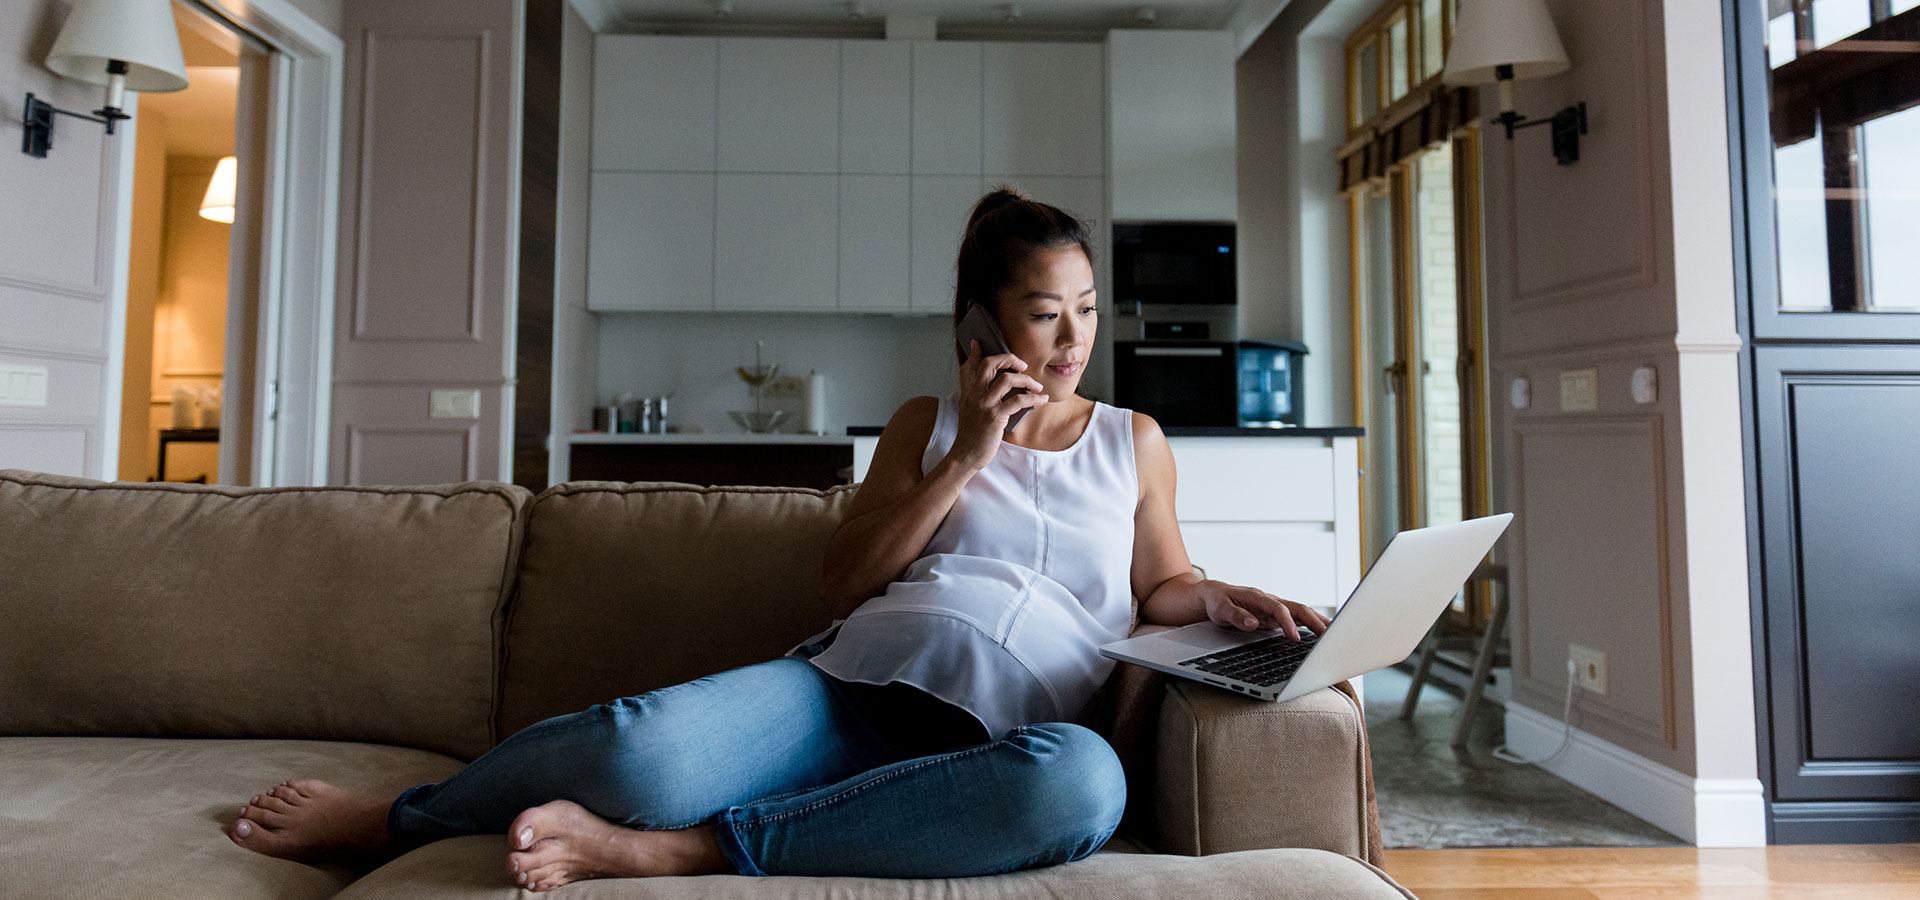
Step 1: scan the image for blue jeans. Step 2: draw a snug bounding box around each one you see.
[385,656,1128,878]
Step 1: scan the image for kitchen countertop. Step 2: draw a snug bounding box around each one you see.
[571,426,1365,443]
[569,432,851,445]
[843,425,1364,437]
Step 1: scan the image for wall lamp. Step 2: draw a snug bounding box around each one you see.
[22,0,187,158]
[1442,0,1586,165]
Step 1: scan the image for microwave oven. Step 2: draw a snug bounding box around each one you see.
[1112,222,1236,307]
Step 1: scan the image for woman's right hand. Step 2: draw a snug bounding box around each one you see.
[947,338,1050,471]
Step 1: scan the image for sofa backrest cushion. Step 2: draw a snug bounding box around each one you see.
[497,481,854,739]
[0,470,529,760]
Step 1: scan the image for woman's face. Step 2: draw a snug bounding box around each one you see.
[992,244,1097,398]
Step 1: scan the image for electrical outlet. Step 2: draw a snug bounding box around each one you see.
[1559,368,1598,412]
[763,375,806,399]
[1570,644,1608,694]
[429,388,481,419]
[0,362,50,407]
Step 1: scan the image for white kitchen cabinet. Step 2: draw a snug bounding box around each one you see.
[982,42,1105,178]
[839,175,911,312]
[839,41,911,175]
[587,172,714,311]
[911,175,986,312]
[593,36,716,172]
[714,174,839,312]
[717,38,840,173]
[911,42,984,176]
[1106,30,1237,222]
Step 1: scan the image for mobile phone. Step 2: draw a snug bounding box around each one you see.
[955,302,1032,432]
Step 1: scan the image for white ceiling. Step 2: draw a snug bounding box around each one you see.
[580,0,1261,37]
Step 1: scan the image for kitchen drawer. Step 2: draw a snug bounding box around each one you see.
[1168,439,1335,522]
[1179,522,1341,610]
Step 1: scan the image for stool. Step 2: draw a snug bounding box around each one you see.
[1399,560,1509,748]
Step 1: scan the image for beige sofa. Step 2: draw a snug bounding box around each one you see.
[0,469,1411,898]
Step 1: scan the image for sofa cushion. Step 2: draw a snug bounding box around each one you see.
[0,736,465,900]
[497,482,856,738]
[336,834,1414,899]
[0,470,529,760]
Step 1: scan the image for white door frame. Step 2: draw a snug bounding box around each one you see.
[103,0,342,485]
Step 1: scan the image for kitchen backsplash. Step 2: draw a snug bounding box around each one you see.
[596,312,958,435]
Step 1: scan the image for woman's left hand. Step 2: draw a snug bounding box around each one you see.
[1198,580,1331,641]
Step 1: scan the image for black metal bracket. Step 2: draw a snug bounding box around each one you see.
[20,92,129,159]
[1495,101,1588,165]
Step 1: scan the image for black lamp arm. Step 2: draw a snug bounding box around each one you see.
[20,92,130,159]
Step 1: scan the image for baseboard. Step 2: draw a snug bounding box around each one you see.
[1772,800,1920,844]
[1505,704,1766,847]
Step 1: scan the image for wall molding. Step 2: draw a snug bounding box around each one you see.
[1499,0,1662,312]
[348,30,492,345]
[345,423,479,484]
[0,128,117,300]
[1507,702,1766,846]
[1509,415,1677,752]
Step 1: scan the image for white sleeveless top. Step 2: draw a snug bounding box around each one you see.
[785,390,1140,739]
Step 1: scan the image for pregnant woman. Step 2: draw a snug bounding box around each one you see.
[225,186,1328,891]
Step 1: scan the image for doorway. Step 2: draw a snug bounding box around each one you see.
[118,1,266,483]
[105,0,343,486]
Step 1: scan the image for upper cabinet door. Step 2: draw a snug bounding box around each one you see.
[717,38,840,173]
[714,174,839,311]
[588,172,715,311]
[911,175,986,311]
[594,36,716,172]
[912,42,983,176]
[982,43,1104,178]
[839,41,912,175]
[840,175,912,312]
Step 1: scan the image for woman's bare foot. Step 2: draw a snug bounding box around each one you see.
[226,779,391,862]
[504,800,730,891]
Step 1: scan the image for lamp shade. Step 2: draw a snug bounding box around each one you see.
[200,156,237,224]
[1442,0,1570,86]
[46,0,189,93]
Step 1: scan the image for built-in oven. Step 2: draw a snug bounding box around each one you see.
[1113,341,1238,427]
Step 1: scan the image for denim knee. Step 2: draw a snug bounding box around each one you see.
[562,690,716,825]
[1001,723,1128,858]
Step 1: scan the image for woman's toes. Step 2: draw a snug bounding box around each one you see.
[269,784,304,805]
[255,793,296,815]
[286,778,328,797]
[243,804,290,829]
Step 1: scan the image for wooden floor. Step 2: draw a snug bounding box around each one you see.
[1381,844,1920,898]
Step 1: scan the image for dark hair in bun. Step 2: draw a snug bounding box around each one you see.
[951,185,1095,363]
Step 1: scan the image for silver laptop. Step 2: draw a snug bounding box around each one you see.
[1099,513,1514,702]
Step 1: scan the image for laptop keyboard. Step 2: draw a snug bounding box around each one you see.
[1178,629,1320,688]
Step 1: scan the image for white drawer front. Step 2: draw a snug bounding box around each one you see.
[1180,523,1340,611]
[1169,440,1335,522]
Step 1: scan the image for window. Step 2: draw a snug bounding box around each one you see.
[1765,1,1920,311]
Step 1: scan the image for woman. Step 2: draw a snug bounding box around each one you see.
[224,187,1329,890]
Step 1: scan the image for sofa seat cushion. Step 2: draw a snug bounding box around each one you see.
[0,736,464,900]
[336,835,1413,899]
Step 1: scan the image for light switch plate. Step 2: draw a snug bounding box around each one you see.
[1559,368,1598,412]
[0,362,50,407]
[429,388,481,419]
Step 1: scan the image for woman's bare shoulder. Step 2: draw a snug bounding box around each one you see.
[1129,410,1176,498]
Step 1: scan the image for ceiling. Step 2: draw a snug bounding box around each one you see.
[141,66,237,157]
[582,0,1256,37]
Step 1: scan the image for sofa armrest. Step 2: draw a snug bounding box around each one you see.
[1088,656,1383,865]
[1150,678,1382,862]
